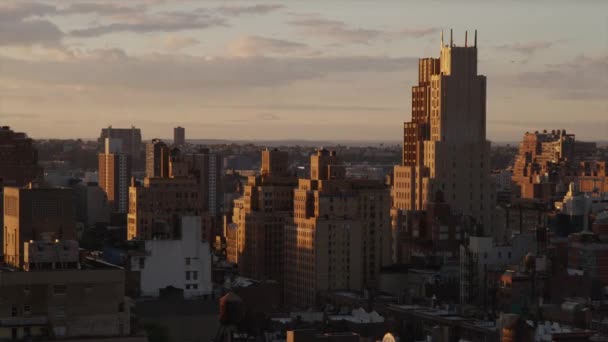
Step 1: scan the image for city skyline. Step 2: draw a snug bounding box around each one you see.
[1,0,607,142]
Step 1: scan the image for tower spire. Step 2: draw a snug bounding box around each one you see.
[441,30,444,48]
[465,30,468,47]
[474,29,477,47]
[450,29,453,47]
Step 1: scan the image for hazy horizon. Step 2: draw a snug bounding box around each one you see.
[1,0,607,141]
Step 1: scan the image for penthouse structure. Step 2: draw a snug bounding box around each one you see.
[284,149,392,308]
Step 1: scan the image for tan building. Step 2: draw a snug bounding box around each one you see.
[392,30,494,235]
[3,184,76,269]
[128,150,213,241]
[512,129,607,200]
[232,149,297,282]
[99,138,132,214]
[284,149,392,308]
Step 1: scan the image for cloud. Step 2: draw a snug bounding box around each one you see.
[288,17,439,45]
[0,19,63,46]
[498,55,607,100]
[0,49,417,90]
[215,4,284,16]
[162,35,199,51]
[288,18,383,45]
[69,10,227,37]
[0,1,63,46]
[58,3,144,16]
[0,1,57,20]
[257,113,280,120]
[227,35,309,56]
[496,40,560,55]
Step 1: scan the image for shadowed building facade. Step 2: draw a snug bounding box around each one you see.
[392,31,494,243]
[3,184,76,269]
[284,149,392,308]
[232,149,297,283]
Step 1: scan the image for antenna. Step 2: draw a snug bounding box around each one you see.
[474,30,477,47]
[450,29,453,47]
[441,30,444,48]
[465,30,468,47]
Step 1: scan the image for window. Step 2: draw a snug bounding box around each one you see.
[139,257,145,269]
[118,302,125,312]
[23,305,31,316]
[185,284,191,290]
[185,271,191,280]
[185,257,191,266]
[192,271,198,280]
[11,305,17,317]
[193,284,198,290]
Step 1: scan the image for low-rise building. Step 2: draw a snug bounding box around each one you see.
[0,249,130,340]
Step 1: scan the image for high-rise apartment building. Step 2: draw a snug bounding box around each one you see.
[99,138,132,213]
[174,126,186,146]
[183,148,224,218]
[128,149,213,241]
[232,149,297,282]
[3,184,76,269]
[0,126,43,186]
[392,30,494,233]
[284,149,392,308]
[99,125,142,158]
[146,139,170,178]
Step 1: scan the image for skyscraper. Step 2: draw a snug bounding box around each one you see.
[183,148,224,218]
[98,126,142,158]
[284,149,392,308]
[174,126,186,146]
[232,148,297,282]
[98,138,132,213]
[146,139,170,178]
[392,30,494,234]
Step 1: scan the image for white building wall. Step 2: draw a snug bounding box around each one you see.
[131,216,213,298]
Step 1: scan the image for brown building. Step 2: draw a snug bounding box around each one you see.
[3,184,76,269]
[232,149,297,282]
[284,149,392,308]
[145,139,169,179]
[99,138,132,214]
[99,126,142,158]
[174,126,186,146]
[0,253,131,340]
[392,191,466,264]
[128,150,213,241]
[0,126,43,187]
[512,130,607,201]
[392,30,494,235]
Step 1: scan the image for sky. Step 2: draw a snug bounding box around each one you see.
[0,0,606,142]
